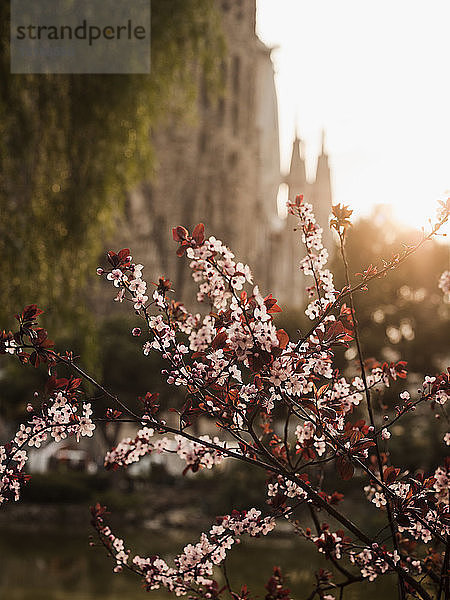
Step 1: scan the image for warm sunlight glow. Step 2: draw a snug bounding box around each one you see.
[257,0,450,232]
[276,183,289,218]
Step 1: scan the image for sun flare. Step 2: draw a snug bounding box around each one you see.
[257,0,450,236]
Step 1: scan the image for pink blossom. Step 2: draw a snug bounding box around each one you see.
[107,269,126,287]
[133,294,148,311]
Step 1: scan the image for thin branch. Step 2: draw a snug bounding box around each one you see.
[338,230,406,600]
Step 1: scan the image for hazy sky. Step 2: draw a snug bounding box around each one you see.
[256,0,450,230]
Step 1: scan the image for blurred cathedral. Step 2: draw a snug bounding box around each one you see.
[121,0,333,309]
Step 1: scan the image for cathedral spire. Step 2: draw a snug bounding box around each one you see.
[315,130,330,180]
[313,129,332,225]
[320,128,326,155]
[285,135,307,198]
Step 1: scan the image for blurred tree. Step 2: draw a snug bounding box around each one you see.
[0,0,224,340]
[330,205,450,376]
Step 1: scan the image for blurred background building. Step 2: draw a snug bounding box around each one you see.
[121,0,333,309]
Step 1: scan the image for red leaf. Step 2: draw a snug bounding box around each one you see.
[396,514,412,527]
[45,375,58,394]
[68,378,82,391]
[395,361,408,379]
[320,406,336,420]
[384,466,401,485]
[211,331,228,350]
[349,429,362,445]
[40,338,54,349]
[354,440,375,452]
[117,248,131,264]
[423,476,436,489]
[29,351,39,368]
[172,226,188,242]
[269,303,282,314]
[192,223,205,245]
[264,294,282,314]
[23,305,43,320]
[247,350,272,373]
[107,251,118,267]
[254,375,263,390]
[276,329,289,349]
[336,456,354,480]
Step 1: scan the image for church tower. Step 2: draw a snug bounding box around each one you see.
[274,131,334,308]
[282,136,312,305]
[310,131,333,252]
[285,136,308,196]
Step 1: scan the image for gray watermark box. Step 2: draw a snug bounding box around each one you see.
[11,0,150,74]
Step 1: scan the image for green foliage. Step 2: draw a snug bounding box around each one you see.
[0,0,224,341]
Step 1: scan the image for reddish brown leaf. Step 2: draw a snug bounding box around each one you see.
[349,429,362,445]
[264,294,282,314]
[384,466,401,485]
[23,305,43,320]
[117,248,130,263]
[192,223,205,245]
[336,456,354,481]
[172,226,188,242]
[396,514,412,527]
[107,251,118,267]
[211,331,228,350]
[276,329,289,349]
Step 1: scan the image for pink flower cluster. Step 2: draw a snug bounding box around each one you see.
[0,379,94,505]
[104,426,226,474]
[92,505,275,596]
[288,196,336,312]
[350,547,400,582]
[267,474,309,503]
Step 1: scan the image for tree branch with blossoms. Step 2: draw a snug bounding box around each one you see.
[1,197,449,600]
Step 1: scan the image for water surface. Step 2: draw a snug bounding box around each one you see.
[0,520,399,599]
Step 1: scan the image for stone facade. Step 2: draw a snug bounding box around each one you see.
[121,0,333,310]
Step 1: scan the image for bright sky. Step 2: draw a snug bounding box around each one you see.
[256,0,450,230]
